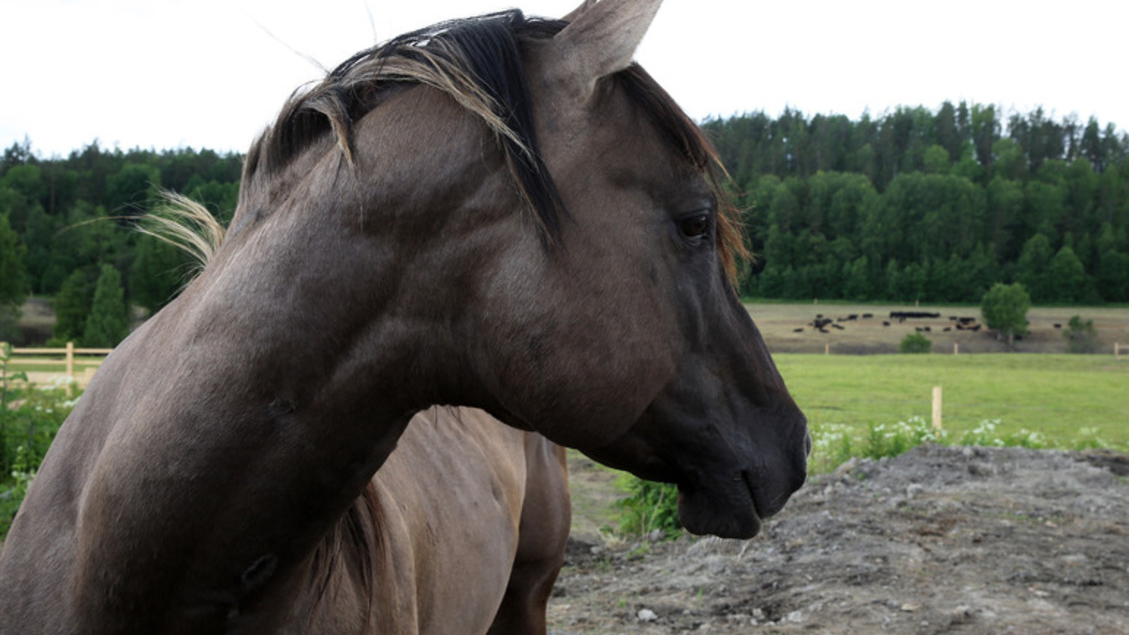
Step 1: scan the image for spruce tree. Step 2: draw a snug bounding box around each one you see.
[0,213,28,340]
[83,265,129,348]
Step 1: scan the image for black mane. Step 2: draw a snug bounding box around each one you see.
[246,11,568,240]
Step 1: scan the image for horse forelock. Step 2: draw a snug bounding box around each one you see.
[244,10,568,243]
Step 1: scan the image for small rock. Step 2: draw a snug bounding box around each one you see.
[637,609,657,622]
[783,610,804,623]
[951,605,974,624]
[968,461,997,477]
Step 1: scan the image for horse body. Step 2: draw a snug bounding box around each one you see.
[293,407,569,635]
[0,1,809,632]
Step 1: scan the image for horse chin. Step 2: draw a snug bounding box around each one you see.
[676,480,762,540]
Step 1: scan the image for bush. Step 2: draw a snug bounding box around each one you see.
[1063,315,1098,354]
[614,476,680,538]
[899,332,932,353]
[0,371,75,538]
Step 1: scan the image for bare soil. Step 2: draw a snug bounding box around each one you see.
[550,445,1129,634]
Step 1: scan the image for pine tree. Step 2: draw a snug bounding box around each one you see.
[52,269,96,344]
[0,213,28,341]
[83,265,129,348]
[0,213,27,307]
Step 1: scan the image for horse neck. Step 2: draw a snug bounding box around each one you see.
[61,92,519,630]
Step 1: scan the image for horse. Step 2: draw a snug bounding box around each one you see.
[297,405,570,635]
[0,1,810,632]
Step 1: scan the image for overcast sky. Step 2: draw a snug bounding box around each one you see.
[2,0,1126,158]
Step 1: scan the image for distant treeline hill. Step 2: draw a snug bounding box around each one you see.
[0,101,1127,334]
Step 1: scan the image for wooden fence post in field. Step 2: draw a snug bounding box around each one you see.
[825,343,830,356]
[66,341,75,398]
[954,342,959,356]
[932,386,943,432]
[1117,342,1122,361]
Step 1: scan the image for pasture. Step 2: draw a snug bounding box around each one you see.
[745,300,1129,356]
[740,301,1129,453]
[776,353,1129,452]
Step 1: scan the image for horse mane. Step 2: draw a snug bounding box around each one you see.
[241,9,747,274]
[244,10,568,242]
[141,193,228,271]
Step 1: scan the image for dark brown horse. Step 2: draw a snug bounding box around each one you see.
[0,1,809,633]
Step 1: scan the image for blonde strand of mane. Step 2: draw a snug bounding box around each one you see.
[139,192,227,272]
[335,49,532,165]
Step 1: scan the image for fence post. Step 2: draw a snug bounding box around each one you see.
[932,386,943,432]
[825,343,830,356]
[1117,342,1122,361]
[66,341,75,398]
[954,342,959,356]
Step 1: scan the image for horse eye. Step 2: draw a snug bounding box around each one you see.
[680,214,709,238]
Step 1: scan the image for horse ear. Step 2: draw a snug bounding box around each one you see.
[561,0,597,23]
[551,0,663,98]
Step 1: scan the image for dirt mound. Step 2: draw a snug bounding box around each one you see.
[549,445,1129,634]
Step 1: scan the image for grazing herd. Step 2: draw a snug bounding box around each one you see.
[797,312,983,334]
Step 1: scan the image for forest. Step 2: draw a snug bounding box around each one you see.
[0,141,241,344]
[0,100,1127,346]
[704,102,1129,304]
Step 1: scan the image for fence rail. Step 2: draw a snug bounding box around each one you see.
[3,342,112,396]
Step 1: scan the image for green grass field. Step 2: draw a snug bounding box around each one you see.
[775,353,1129,451]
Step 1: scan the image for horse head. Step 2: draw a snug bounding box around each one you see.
[227,0,810,539]
[230,0,809,539]
[457,0,811,538]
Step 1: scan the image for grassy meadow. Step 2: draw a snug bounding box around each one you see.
[776,353,1128,450]
[742,300,1129,459]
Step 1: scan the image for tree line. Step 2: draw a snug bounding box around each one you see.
[0,140,241,345]
[703,102,1129,304]
[1,101,1128,345]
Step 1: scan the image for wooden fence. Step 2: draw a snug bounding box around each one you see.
[4,342,112,396]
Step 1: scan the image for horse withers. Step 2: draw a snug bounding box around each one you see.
[0,0,809,633]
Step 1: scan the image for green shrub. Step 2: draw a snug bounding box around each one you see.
[899,332,932,354]
[614,475,680,538]
[1063,315,1097,354]
[0,382,75,539]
